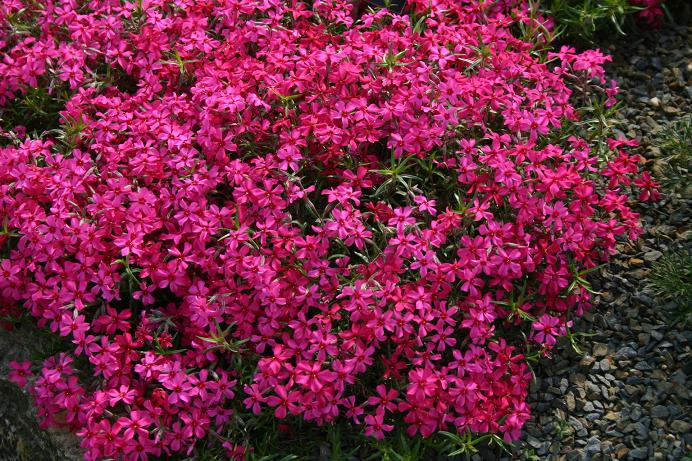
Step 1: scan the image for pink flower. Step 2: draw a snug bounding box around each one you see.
[295,362,329,392]
[265,385,302,418]
[388,207,416,232]
[117,411,152,441]
[532,314,563,347]
[407,368,437,401]
[8,361,32,387]
[243,384,265,415]
[364,410,394,440]
[161,375,192,405]
[107,385,137,407]
[367,385,399,413]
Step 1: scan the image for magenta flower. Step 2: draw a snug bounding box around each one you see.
[8,360,32,388]
[532,314,563,346]
[364,410,394,440]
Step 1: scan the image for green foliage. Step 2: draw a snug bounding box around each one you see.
[647,249,692,321]
[554,418,573,439]
[0,86,67,140]
[646,117,692,324]
[565,326,597,356]
[439,430,509,460]
[655,116,692,196]
[533,0,642,41]
[182,416,512,461]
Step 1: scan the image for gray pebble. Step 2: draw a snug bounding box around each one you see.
[585,436,601,454]
[650,405,669,418]
[628,447,650,460]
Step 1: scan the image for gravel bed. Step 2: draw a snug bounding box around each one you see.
[515,25,692,461]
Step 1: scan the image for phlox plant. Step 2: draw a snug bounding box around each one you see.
[0,0,659,460]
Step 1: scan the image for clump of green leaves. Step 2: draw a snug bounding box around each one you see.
[554,418,573,439]
[439,430,510,460]
[535,0,641,41]
[645,117,692,323]
[655,116,692,196]
[647,248,692,321]
[0,86,67,140]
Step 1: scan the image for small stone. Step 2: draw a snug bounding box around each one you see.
[635,361,653,371]
[630,406,643,421]
[583,401,595,412]
[634,421,648,438]
[598,358,611,371]
[585,436,601,454]
[604,411,620,421]
[580,356,596,367]
[643,250,663,262]
[671,370,686,386]
[559,378,568,393]
[566,393,576,411]
[625,384,641,397]
[605,384,617,398]
[573,373,587,386]
[615,346,637,360]
[641,387,656,402]
[586,382,601,399]
[569,416,584,432]
[526,435,542,449]
[530,378,540,393]
[628,447,649,459]
[627,377,645,386]
[671,420,691,433]
[566,450,582,461]
[650,405,669,418]
[629,257,644,266]
[649,96,661,107]
[652,418,667,429]
[593,342,609,357]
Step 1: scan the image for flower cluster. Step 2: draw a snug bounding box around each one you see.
[1,0,657,459]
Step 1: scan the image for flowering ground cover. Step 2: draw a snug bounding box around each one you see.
[0,0,662,459]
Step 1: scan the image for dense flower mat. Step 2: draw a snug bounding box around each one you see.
[0,0,660,459]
